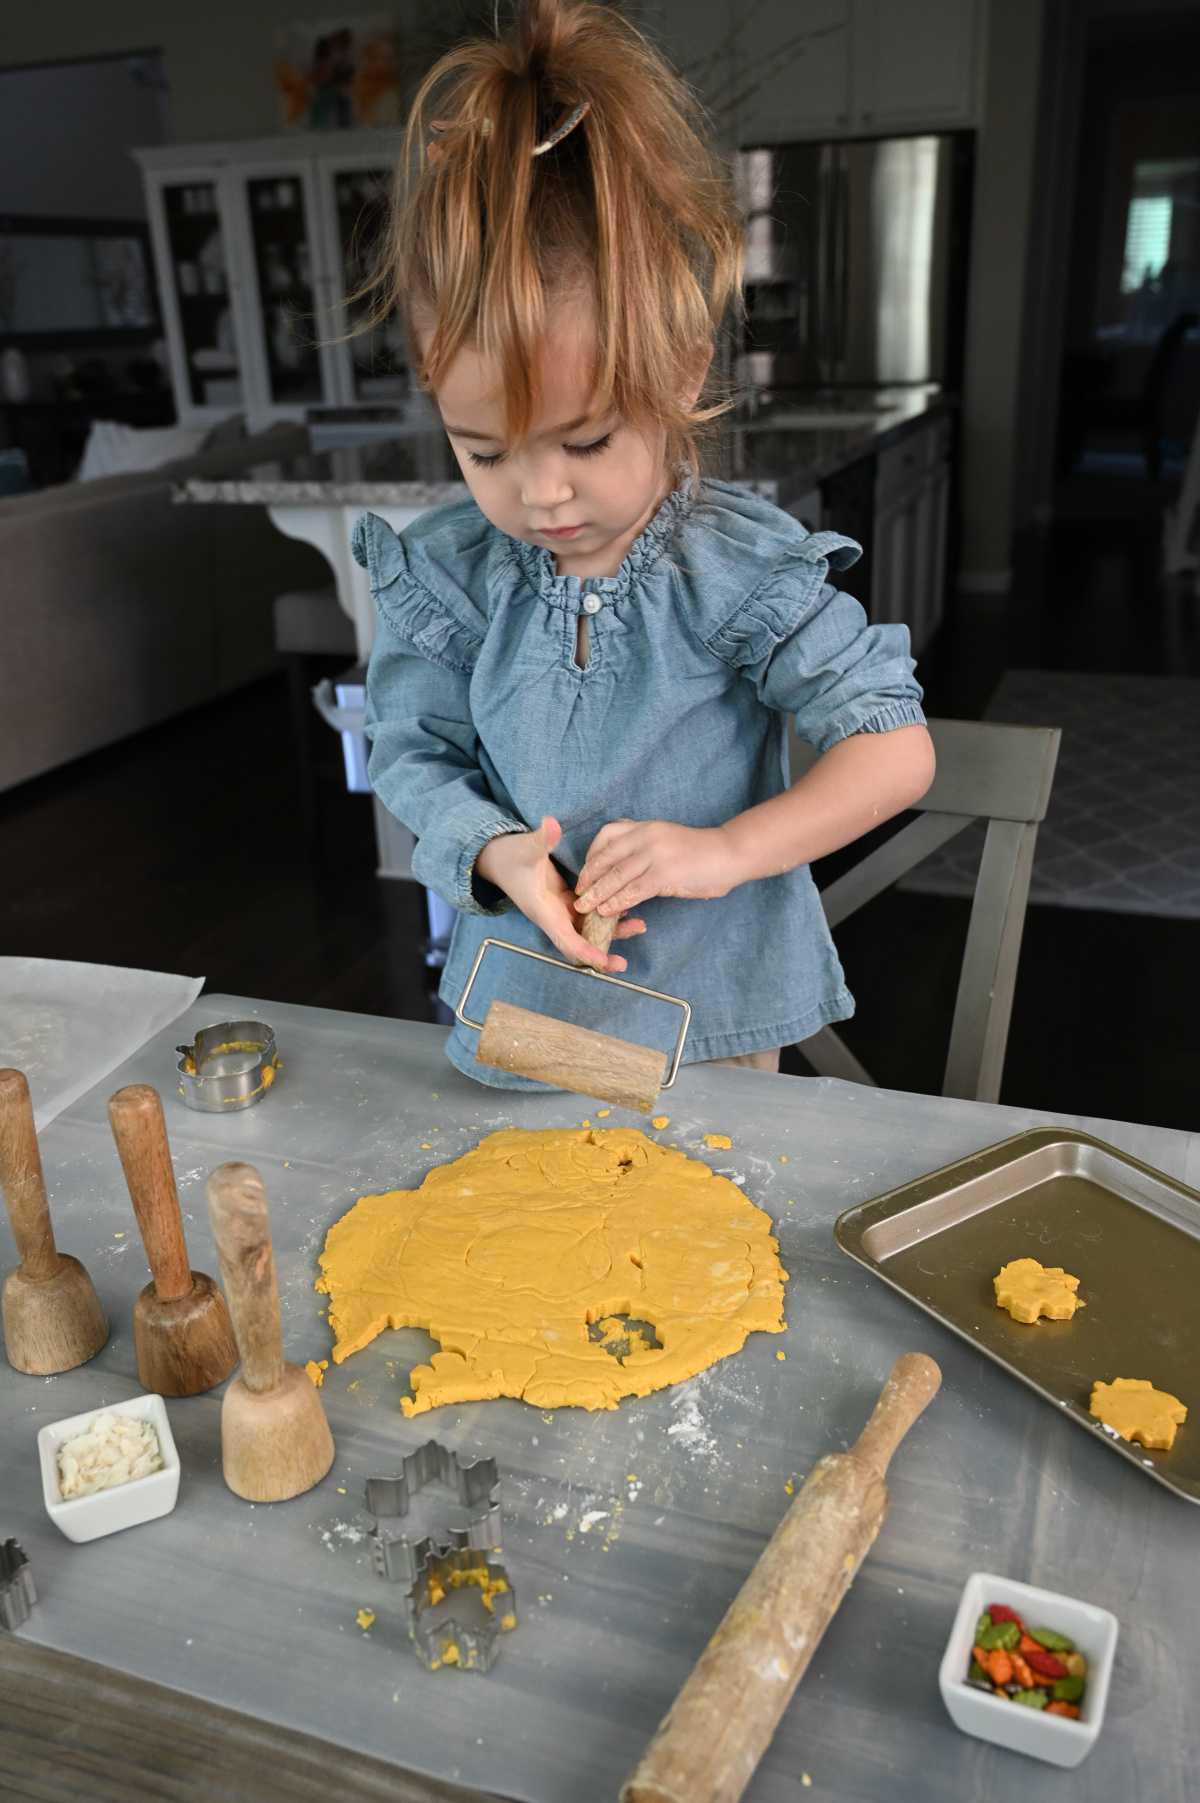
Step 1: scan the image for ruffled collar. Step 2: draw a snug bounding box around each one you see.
[508,478,694,602]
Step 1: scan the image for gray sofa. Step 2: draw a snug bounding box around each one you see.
[0,425,330,792]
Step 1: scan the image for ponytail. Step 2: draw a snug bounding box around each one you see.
[357,0,743,480]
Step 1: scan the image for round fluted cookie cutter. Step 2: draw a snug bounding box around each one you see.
[176,1020,280,1113]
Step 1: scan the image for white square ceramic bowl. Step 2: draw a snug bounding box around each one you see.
[38,1393,180,1544]
[939,1572,1118,1768]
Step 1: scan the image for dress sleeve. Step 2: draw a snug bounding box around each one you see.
[355,514,525,914]
[703,533,926,754]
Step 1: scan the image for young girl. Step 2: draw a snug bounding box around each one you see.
[352,0,934,1086]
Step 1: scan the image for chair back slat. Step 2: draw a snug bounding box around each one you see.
[821,812,974,930]
[788,717,1062,1101]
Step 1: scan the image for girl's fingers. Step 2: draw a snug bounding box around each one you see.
[613,917,647,939]
[535,815,563,856]
[544,908,624,973]
[578,855,649,913]
[578,822,640,892]
[601,878,656,915]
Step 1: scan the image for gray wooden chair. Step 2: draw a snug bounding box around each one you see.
[790,717,1061,1104]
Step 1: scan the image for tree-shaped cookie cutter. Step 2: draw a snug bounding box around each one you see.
[364,1441,516,1673]
[406,1545,518,1674]
[0,1540,36,1630]
[364,1439,502,1586]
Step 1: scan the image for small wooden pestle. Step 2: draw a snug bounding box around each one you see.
[0,1068,108,1375]
[108,1084,237,1396]
[206,1161,334,1502]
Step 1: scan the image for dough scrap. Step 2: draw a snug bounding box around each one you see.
[315,1127,788,1415]
[1089,1377,1188,1451]
[993,1257,1084,1324]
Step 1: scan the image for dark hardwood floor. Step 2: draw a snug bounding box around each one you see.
[4,491,1197,1132]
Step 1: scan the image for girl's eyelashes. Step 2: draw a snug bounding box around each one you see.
[566,431,613,459]
[464,431,614,470]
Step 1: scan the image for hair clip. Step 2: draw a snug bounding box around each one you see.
[426,114,492,165]
[532,98,591,157]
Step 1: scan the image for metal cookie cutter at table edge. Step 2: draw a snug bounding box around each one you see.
[364,1441,517,1673]
[0,1540,36,1630]
[175,1019,280,1113]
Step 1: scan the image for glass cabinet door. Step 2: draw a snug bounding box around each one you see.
[327,164,408,402]
[161,179,245,411]
[240,171,327,408]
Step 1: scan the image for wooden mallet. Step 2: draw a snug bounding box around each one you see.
[206,1160,334,1502]
[622,1352,942,1803]
[107,1084,237,1397]
[0,1067,108,1375]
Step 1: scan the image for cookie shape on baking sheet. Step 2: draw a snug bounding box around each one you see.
[993,1257,1084,1325]
[1089,1377,1188,1451]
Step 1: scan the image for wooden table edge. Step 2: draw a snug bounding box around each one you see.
[0,1637,507,1802]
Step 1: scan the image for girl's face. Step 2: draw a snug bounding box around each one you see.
[429,296,671,579]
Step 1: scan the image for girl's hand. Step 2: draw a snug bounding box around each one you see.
[475,817,646,972]
[576,820,744,916]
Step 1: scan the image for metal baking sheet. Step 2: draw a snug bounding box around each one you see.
[835,1127,1200,1505]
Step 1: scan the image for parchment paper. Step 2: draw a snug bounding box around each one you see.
[0,957,204,1127]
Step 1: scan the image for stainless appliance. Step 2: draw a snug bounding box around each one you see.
[736,134,974,393]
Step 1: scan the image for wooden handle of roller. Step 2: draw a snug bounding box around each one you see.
[477,999,666,1114]
[206,1162,283,1394]
[623,1353,942,1803]
[0,1068,61,1280]
[108,1085,192,1303]
[579,909,617,957]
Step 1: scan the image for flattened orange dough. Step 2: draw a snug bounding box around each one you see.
[315,1127,788,1415]
[993,1257,1083,1324]
[1089,1377,1188,1451]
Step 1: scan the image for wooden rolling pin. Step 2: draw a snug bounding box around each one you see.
[477,906,669,1113]
[477,1000,667,1114]
[622,1352,942,1803]
[108,1084,237,1396]
[0,1068,108,1376]
[206,1161,334,1502]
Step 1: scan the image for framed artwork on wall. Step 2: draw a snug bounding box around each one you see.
[274,17,402,130]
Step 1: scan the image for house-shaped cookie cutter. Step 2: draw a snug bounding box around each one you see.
[0,1540,36,1631]
[175,1019,280,1113]
[364,1439,502,1587]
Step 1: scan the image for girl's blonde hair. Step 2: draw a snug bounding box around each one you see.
[358,0,743,480]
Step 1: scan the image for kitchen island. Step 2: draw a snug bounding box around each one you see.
[175,387,951,658]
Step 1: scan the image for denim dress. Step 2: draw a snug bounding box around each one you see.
[354,478,925,1087]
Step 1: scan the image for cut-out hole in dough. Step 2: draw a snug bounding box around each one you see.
[589,1314,662,1363]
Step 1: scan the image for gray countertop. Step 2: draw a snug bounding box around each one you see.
[2,992,1196,1803]
[174,388,948,513]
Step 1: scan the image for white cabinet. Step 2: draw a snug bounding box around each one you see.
[140,165,254,426]
[224,161,338,418]
[313,153,403,409]
[653,0,982,145]
[871,414,951,656]
[852,0,980,132]
[735,0,853,144]
[135,130,406,429]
